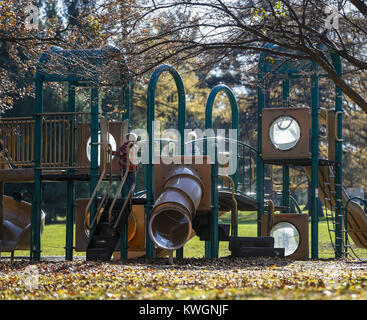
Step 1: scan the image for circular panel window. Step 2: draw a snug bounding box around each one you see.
[269,116,301,151]
[270,222,300,256]
[86,133,117,165]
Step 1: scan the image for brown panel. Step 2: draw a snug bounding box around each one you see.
[153,156,212,211]
[75,198,89,251]
[76,122,124,174]
[123,204,145,251]
[261,213,309,260]
[261,107,311,161]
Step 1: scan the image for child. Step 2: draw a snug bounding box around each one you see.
[185,131,201,156]
[113,132,138,191]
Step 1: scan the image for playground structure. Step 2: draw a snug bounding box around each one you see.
[1,44,367,262]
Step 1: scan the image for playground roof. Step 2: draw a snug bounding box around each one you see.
[257,43,341,77]
[258,43,314,75]
[36,46,128,86]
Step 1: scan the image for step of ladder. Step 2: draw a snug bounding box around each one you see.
[229,236,284,258]
[229,236,274,250]
[86,197,131,261]
[230,246,285,258]
[197,224,230,241]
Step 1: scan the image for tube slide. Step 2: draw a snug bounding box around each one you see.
[148,165,204,250]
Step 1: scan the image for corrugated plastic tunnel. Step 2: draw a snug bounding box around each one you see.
[148,165,204,250]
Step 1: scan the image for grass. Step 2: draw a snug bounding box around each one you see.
[3,210,367,260]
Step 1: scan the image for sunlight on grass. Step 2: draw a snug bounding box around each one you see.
[3,210,367,260]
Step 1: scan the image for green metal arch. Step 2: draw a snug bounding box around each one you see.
[145,64,186,259]
[204,84,239,185]
[147,64,186,156]
[204,84,239,258]
[205,84,239,131]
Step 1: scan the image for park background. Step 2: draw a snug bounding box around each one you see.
[1,0,367,259]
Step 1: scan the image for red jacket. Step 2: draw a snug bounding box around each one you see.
[112,142,138,171]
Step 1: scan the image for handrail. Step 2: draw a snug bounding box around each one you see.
[84,116,111,230]
[289,195,302,214]
[184,137,258,154]
[136,136,258,154]
[113,178,136,230]
[219,174,238,237]
[84,142,112,230]
[108,141,136,225]
[94,143,113,224]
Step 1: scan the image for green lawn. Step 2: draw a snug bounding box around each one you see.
[3,210,367,260]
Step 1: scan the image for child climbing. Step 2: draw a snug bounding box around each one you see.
[113,132,138,191]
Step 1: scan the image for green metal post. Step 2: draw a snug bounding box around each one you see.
[256,72,265,236]
[31,74,43,261]
[65,82,76,261]
[210,140,219,258]
[89,87,99,238]
[120,84,131,261]
[176,77,186,259]
[282,79,290,212]
[310,64,320,259]
[332,53,343,258]
[123,84,131,121]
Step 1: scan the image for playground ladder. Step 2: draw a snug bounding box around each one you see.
[318,165,348,257]
[86,142,136,261]
[85,196,133,261]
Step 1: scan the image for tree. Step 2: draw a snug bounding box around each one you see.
[127,0,367,114]
[0,0,128,112]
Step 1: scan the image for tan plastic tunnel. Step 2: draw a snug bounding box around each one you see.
[148,165,204,251]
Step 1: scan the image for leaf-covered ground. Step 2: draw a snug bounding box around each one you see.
[1,257,367,300]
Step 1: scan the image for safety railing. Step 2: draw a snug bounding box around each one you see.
[132,136,258,201]
[219,175,238,237]
[84,117,113,230]
[234,140,257,198]
[186,137,257,200]
[0,117,35,167]
[0,112,93,169]
[37,112,90,169]
[269,190,303,213]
